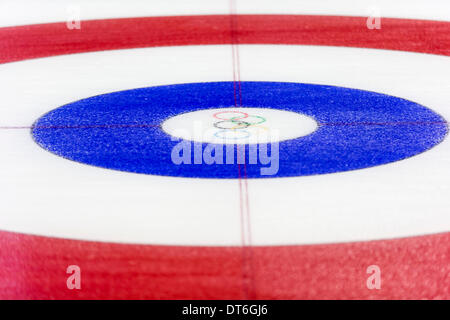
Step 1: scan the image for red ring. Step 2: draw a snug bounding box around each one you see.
[1,15,449,64]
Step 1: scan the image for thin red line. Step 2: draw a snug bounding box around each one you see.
[231,47,238,107]
[0,121,445,131]
[0,124,161,130]
[235,16,254,299]
[320,121,447,126]
[242,154,254,298]
[229,0,254,300]
[237,155,249,299]
[234,28,243,108]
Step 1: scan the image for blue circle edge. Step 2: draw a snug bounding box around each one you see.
[31,81,448,179]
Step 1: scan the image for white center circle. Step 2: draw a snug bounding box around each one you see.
[161,107,318,144]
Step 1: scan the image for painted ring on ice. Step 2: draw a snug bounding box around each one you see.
[31,81,448,179]
[2,15,450,64]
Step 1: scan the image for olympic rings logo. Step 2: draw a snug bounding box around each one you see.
[212,111,267,140]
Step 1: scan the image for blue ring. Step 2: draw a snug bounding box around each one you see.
[31,82,448,179]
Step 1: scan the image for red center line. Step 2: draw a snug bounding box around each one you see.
[320,120,447,126]
[0,120,445,131]
[0,124,161,130]
[229,0,254,300]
